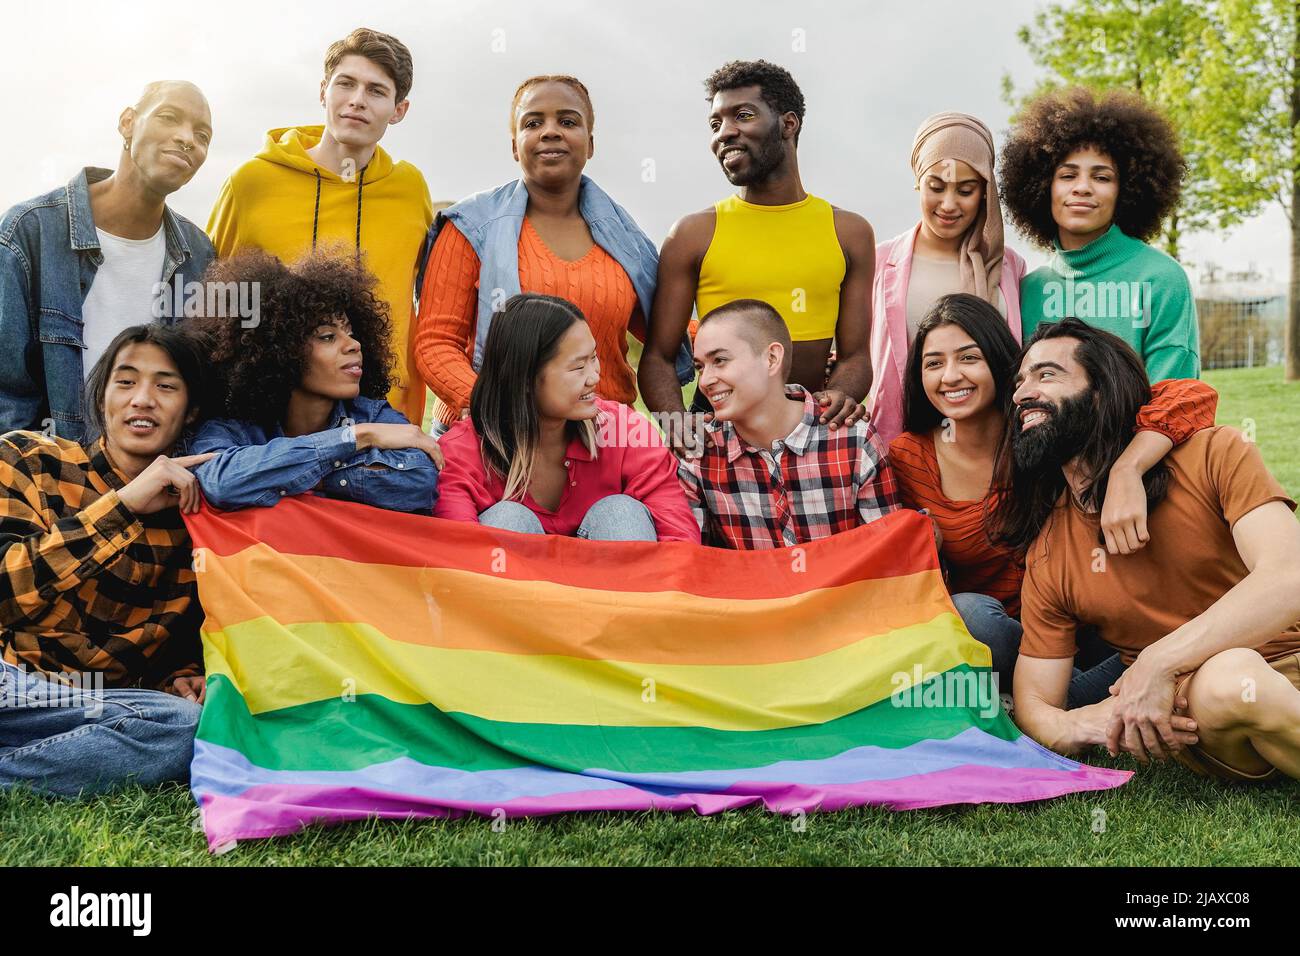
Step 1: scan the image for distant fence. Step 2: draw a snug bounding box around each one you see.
[1197,295,1286,370]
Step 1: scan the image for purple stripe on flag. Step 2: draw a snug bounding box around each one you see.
[196,762,1130,849]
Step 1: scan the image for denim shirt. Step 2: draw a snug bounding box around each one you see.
[416,176,696,385]
[188,396,439,514]
[0,167,215,444]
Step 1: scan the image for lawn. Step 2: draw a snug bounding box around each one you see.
[2,366,1297,867]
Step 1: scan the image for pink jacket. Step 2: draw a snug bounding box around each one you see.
[434,398,701,543]
[868,224,1025,445]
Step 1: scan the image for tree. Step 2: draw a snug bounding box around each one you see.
[1197,0,1299,378]
[1007,0,1300,379]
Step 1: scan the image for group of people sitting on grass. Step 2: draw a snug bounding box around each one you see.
[1,29,1298,803]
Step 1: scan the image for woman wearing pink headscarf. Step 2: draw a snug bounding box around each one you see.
[867,113,1025,444]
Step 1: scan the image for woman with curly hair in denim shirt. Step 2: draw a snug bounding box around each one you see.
[189,247,442,514]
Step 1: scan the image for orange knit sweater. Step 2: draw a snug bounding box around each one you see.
[414,218,642,426]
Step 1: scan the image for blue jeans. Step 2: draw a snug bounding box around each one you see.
[0,661,201,797]
[480,494,657,541]
[950,592,1127,708]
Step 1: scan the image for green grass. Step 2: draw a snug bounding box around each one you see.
[2,755,1298,866]
[1204,365,1300,495]
[3,367,1298,866]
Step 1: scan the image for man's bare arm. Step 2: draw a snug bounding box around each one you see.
[1132,500,1300,677]
[639,210,714,416]
[1105,499,1300,758]
[1013,655,1117,755]
[819,209,875,427]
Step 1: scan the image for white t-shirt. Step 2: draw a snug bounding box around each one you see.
[81,226,167,378]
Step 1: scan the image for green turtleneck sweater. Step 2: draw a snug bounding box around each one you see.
[1019,225,1200,380]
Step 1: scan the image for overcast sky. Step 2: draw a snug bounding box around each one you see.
[3,0,1287,287]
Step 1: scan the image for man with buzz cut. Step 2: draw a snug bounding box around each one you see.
[0,81,215,443]
[641,59,877,458]
[208,27,434,427]
[677,299,898,550]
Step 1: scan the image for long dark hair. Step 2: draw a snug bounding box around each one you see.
[469,293,597,500]
[902,293,1021,434]
[84,323,208,443]
[986,318,1171,557]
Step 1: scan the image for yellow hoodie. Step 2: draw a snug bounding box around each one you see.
[207,126,434,425]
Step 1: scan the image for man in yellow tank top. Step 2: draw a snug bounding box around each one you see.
[639,60,877,457]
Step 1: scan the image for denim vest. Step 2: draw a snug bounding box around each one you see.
[0,167,215,443]
[417,176,694,385]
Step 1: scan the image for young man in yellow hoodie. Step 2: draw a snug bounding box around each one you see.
[207,27,434,426]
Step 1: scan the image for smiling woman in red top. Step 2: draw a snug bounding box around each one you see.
[889,293,1217,701]
[434,293,699,543]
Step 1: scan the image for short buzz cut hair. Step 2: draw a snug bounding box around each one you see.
[324,27,414,103]
[698,298,793,380]
[704,59,806,144]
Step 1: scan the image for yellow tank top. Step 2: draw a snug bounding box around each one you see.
[696,193,846,341]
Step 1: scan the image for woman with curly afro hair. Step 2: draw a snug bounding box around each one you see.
[1000,87,1200,382]
[189,248,443,514]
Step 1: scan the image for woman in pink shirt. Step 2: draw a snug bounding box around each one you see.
[869,113,1027,445]
[435,293,700,543]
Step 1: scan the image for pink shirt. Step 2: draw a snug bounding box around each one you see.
[868,224,1026,445]
[434,399,701,543]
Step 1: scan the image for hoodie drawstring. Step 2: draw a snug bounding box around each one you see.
[311,165,366,258]
[312,170,322,250]
[354,165,365,257]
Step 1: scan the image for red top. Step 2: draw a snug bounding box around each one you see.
[434,398,701,543]
[888,378,1220,617]
[414,219,643,427]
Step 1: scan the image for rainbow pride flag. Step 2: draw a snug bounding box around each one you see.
[185,497,1129,850]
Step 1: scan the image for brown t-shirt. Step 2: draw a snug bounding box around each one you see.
[1020,426,1300,665]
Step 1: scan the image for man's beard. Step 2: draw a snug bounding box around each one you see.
[1012,391,1095,471]
[722,121,786,187]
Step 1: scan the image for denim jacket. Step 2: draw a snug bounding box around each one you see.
[417,175,695,385]
[0,167,215,443]
[189,396,439,514]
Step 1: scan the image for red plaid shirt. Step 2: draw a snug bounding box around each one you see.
[677,386,899,549]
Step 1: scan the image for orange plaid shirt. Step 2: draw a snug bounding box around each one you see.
[0,432,201,689]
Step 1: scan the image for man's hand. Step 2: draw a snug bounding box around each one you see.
[116,453,217,516]
[169,675,206,704]
[813,390,865,430]
[664,412,714,460]
[1101,463,1151,555]
[1105,656,1198,763]
[354,423,445,469]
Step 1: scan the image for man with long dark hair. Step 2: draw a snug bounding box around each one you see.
[0,324,215,797]
[993,319,1300,782]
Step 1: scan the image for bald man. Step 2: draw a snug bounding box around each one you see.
[0,81,215,442]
